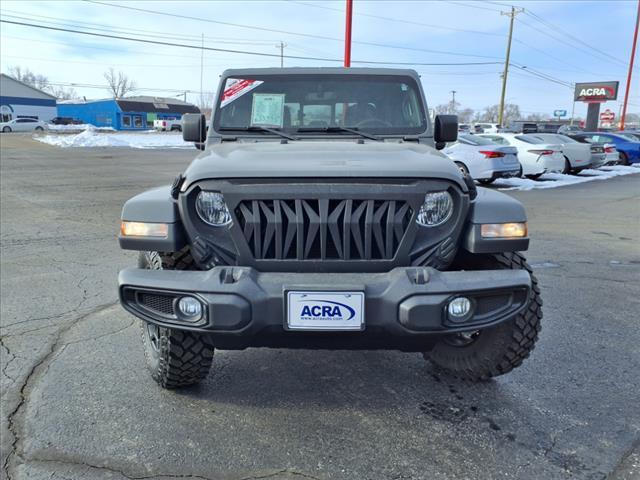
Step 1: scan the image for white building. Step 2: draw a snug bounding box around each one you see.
[0,73,57,122]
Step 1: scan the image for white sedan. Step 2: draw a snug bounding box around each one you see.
[0,118,48,133]
[528,133,592,173]
[443,133,521,184]
[478,133,565,179]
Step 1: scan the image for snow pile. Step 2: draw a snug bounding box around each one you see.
[46,124,115,132]
[35,127,191,149]
[493,165,640,191]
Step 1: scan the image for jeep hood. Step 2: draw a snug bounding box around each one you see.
[183,141,465,188]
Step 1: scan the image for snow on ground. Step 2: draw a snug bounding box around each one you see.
[35,127,190,149]
[46,124,115,132]
[493,165,640,191]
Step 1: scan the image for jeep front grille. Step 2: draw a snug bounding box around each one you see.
[235,199,412,260]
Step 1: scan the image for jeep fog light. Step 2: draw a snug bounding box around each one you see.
[448,297,472,322]
[196,191,232,226]
[481,222,527,238]
[177,296,203,322]
[416,191,453,227]
[120,221,168,237]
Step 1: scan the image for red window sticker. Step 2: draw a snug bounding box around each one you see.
[220,78,263,107]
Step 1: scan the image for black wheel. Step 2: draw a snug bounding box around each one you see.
[562,156,571,174]
[423,252,543,381]
[35,126,44,131]
[454,161,469,177]
[170,125,182,132]
[526,173,542,180]
[2,126,11,133]
[478,178,495,185]
[619,152,630,166]
[138,249,214,389]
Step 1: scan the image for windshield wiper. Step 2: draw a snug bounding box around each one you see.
[219,126,297,141]
[296,126,381,141]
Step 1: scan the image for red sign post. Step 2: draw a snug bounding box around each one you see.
[344,0,353,67]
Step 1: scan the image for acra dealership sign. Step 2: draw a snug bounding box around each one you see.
[574,81,619,102]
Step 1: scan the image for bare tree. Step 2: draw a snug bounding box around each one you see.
[458,108,475,123]
[103,68,137,98]
[8,66,49,90]
[49,85,79,101]
[480,104,521,125]
[7,65,77,100]
[525,112,547,121]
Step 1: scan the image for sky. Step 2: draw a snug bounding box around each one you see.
[0,0,638,120]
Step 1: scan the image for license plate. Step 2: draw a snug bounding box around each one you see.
[286,291,364,331]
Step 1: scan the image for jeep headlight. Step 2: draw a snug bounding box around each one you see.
[416,191,453,227]
[195,191,232,226]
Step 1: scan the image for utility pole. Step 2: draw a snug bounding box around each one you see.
[450,90,457,113]
[344,0,353,67]
[200,33,204,108]
[498,7,524,128]
[620,0,639,130]
[276,41,287,68]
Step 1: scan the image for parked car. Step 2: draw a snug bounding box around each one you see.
[557,124,582,134]
[0,118,48,133]
[154,118,182,132]
[479,133,564,179]
[49,116,82,125]
[528,133,592,173]
[443,133,521,184]
[507,122,538,134]
[458,123,471,133]
[565,134,619,165]
[537,123,562,134]
[473,123,499,134]
[570,132,640,165]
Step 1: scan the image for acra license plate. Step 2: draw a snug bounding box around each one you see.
[286,291,364,331]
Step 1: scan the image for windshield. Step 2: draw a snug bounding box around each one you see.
[458,133,496,146]
[214,74,427,136]
[515,134,545,144]
[617,133,640,142]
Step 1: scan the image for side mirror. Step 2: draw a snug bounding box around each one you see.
[182,113,207,144]
[434,114,458,149]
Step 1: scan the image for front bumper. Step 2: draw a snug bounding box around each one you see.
[118,266,531,351]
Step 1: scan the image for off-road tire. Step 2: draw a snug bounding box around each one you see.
[138,248,214,389]
[423,252,543,381]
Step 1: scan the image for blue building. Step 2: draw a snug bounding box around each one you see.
[57,96,200,130]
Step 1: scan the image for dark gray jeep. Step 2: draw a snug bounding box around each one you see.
[118,68,542,388]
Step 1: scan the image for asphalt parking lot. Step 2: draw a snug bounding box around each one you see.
[1,134,639,480]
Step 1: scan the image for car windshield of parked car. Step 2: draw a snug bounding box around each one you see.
[616,133,639,142]
[514,135,545,144]
[215,74,427,136]
[458,134,496,146]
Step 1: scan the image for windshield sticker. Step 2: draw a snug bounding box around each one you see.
[220,78,263,107]
[250,93,285,127]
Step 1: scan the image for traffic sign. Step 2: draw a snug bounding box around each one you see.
[553,110,567,117]
[600,109,615,121]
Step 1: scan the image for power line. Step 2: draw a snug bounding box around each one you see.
[0,19,504,66]
[0,10,278,45]
[288,0,507,38]
[445,1,503,13]
[518,13,627,68]
[524,10,627,66]
[83,0,502,60]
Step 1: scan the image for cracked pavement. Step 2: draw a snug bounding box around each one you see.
[1,134,639,479]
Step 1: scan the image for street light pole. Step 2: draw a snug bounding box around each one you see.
[498,7,524,128]
[344,0,353,67]
[620,0,639,130]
